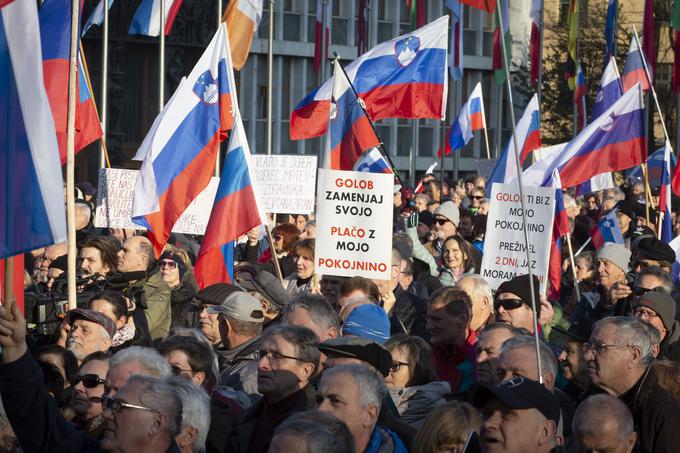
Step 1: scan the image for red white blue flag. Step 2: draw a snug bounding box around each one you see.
[547,170,569,300]
[325,59,380,170]
[194,116,266,288]
[440,82,486,156]
[82,0,115,36]
[129,0,183,36]
[591,57,622,120]
[591,209,624,249]
[354,148,392,174]
[291,16,448,140]
[660,140,673,243]
[1,0,67,258]
[574,63,587,131]
[622,34,650,92]
[132,23,236,257]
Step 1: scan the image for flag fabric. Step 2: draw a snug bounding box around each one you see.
[129,0,183,36]
[354,148,393,173]
[486,142,518,194]
[82,0,115,36]
[591,210,624,249]
[574,64,587,131]
[223,0,263,71]
[547,170,569,300]
[0,0,15,7]
[604,0,617,63]
[565,0,578,89]
[622,34,650,92]
[313,0,330,74]
[459,0,495,14]
[325,59,380,170]
[529,0,541,86]
[574,172,615,197]
[538,84,646,188]
[0,255,24,313]
[194,116,266,288]
[446,0,463,80]
[414,162,438,192]
[39,0,103,164]
[673,0,680,94]
[440,82,486,156]
[642,0,656,85]
[591,57,622,120]
[358,0,368,55]
[630,145,677,188]
[672,146,680,196]
[132,23,236,257]
[291,16,448,140]
[659,140,673,243]
[492,0,510,85]
[1,0,67,258]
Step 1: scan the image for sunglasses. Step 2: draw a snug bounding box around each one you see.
[72,374,106,388]
[472,195,484,200]
[101,395,159,414]
[494,298,525,311]
[158,260,178,269]
[434,218,449,226]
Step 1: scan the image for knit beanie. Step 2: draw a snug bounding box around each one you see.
[496,274,542,318]
[633,292,676,331]
[342,304,391,345]
[159,251,186,279]
[596,242,631,273]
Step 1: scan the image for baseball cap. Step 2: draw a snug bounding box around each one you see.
[65,308,117,339]
[318,336,392,377]
[473,376,561,424]
[205,292,265,323]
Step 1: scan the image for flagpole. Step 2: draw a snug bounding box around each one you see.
[496,0,543,384]
[536,0,544,107]
[215,0,223,176]
[454,79,462,181]
[641,163,651,228]
[66,0,80,310]
[565,233,580,302]
[574,237,591,256]
[265,226,284,284]
[266,0,273,155]
[482,122,491,160]
[80,48,111,167]
[439,120,445,186]
[159,0,165,112]
[495,87,503,158]
[99,0,109,169]
[2,257,15,316]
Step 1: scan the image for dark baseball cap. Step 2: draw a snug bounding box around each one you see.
[65,308,117,339]
[473,376,561,424]
[238,270,291,309]
[318,336,392,377]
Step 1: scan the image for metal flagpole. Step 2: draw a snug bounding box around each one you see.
[454,79,462,181]
[159,0,165,112]
[99,0,109,169]
[495,87,503,158]
[320,0,328,83]
[67,0,79,310]
[536,0,544,107]
[215,0,223,176]
[495,0,543,383]
[266,0,274,155]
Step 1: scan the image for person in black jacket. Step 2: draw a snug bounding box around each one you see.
[585,316,680,453]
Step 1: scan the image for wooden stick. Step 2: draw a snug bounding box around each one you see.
[482,122,491,160]
[565,233,580,302]
[66,0,79,310]
[265,225,285,285]
[2,257,15,319]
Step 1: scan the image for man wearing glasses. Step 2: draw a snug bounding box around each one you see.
[494,274,541,335]
[584,316,680,453]
[630,292,680,361]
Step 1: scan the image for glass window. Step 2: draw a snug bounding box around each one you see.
[283,13,301,41]
[281,58,292,117]
[418,125,434,157]
[463,30,477,55]
[332,18,349,46]
[397,125,412,157]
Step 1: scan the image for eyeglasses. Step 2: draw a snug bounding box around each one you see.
[582,342,631,354]
[390,361,410,373]
[170,365,195,376]
[72,374,106,388]
[158,260,177,269]
[257,349,304,363]
[434,218,449,226]
[101,395,159,414]
[494,298,525,311]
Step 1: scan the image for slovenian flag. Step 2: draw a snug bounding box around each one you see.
[325,59,380,171]
[659,140,673,243]
[1,0,67,259]
[129,0,183,36]
[291,16,448,140]
[354,148,393,174]
[223,0,263,71]
[574,63,587,131]
[132,23,236,256]
[547,170,569,300]
[622,34,650,92]
[539,83,646,188]
[591,210,624,249]
[194,115,266,288]
[591,57,622,120]
[440,82,486,156]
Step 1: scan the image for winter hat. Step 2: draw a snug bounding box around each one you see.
[615,200,636,220]
[159,251,186,278]
[596,242,631,273]
[633,237,676,264]
[434,201,460,227]
[342,304,390,344]
[496,274,542,318]
[633,292,676,331]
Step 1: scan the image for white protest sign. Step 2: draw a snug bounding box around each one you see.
[480,183,555,294]
[315,169,393,279]
[94,168,219,235]
[252,155,317,214]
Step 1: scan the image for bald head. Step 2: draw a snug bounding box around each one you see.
[117,236,153,272]
[573,395,636,453]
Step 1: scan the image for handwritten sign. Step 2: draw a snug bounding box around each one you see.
[93,168,219,235]
[252,155,317,214]
[480,183,555,294]
[315,169,393,279]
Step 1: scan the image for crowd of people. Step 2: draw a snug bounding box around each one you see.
[0,174,679,453]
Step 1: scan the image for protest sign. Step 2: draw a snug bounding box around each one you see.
[315,169,393,279]
[252,155,317,214]
[480,183,555,294]
[94,168,219,235]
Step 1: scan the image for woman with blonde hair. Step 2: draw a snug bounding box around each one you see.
[413,401,481,453]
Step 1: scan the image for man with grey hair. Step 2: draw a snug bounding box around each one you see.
[106,346,172,395]
[476,323,525,386]
[169,377,211,453]
[282,293,341,342]
[269,411,355,453]
[318,364,406,453]
[585,316,680,452]
[456,274,494,333]
[572,394,636,453]
[64,308,116,362]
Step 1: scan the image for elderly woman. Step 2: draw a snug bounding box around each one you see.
[70,352,110,439]
[384,334,450,428]
[158,248,199,329]
[284,239,319,294]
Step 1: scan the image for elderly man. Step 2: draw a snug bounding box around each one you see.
[0,302,181,452]
[117,236,171,340]
[585,316,680,452]
[269,412,355,453]
[475,323,524,386]
[553,319,594,404]
[572,394,637,453]
[456,274,494,334]
[474,377,561,453]
[105,346,172,395]
[65,308,117,363]
[227,325,320,452]
[571,243,631,324]
[494,274,541,334]
[169,377,211,453]
[236,269,291,325]
[631,292,680,360]
[318,364,406,453]
[282,293,341,342]
[631,237,676,274]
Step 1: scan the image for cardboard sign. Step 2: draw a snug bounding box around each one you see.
[480,183,555,294]
[93,168,219,235]
[315,169,394,279]
[252,155,317,214]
